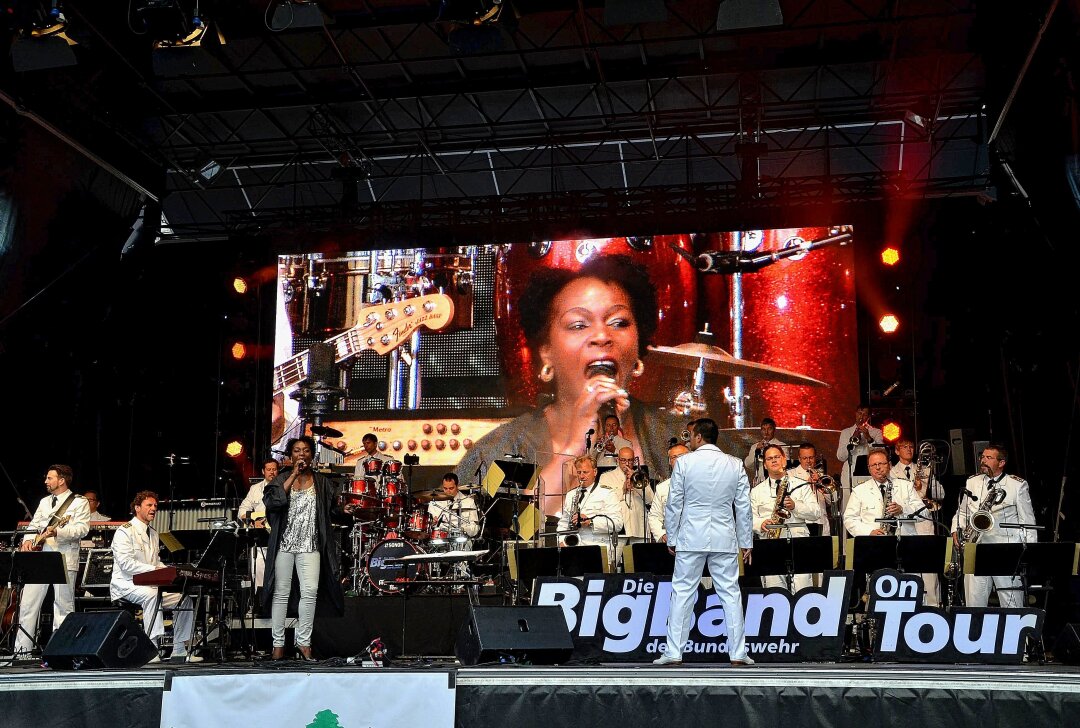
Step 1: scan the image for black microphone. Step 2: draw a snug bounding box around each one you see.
[962,488,978,501]
[307,342,337,386]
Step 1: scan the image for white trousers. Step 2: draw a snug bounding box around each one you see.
[762,573,813,593]
[14,569,76,654]
[965,574,1024,608]
[112,583,195,644]
[664,550,748,662]
[272,550,320,648]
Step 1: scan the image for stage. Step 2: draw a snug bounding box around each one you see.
[4,661,1079,728]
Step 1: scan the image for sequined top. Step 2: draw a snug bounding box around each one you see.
[279,485,318,553]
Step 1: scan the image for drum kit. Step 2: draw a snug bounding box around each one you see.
[339,459,483,595]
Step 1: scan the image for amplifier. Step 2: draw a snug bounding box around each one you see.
[80,549,114,589]
[157,499,232,531]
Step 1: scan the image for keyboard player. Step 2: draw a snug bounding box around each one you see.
[110,490,201,663]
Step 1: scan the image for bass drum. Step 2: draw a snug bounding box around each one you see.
[365,538,427,594]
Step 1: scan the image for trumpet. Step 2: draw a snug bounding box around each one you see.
[594,434,615,455]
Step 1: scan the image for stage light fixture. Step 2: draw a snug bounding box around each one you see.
[225,440,244,457]
[881,247,900,266]
[882,422,902,442]
[230,342,247,360]
[9,1,78,72]
[879,314,900,334]
[231,277,249,295]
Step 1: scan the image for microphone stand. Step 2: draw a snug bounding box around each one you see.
[0,457,33,519]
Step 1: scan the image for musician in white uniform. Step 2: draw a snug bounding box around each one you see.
[351,433,393,481]
[744,417,785,483]
[599,447,650,539]
[655,419,754,666]
[836,406,884,503]
[843,449,925,537]
[427,473,481,541]
[648,444,690,542]
[14,464,91,657]
[239,459,279,589]
[595,414,633,469]
[110,490,198,661]
[951,445,1036,608]
[556,456,623,549]
[751,445,821,592]
[891,439,944,606]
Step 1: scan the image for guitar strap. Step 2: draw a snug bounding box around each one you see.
[48,491,78,524]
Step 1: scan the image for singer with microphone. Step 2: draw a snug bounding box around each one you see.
[454,254,676,519]
[263,436,350,660]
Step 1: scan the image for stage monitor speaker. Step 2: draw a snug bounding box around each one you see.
[43,611,158,670]
[456,606,574,666]
[1054,623,1080,665]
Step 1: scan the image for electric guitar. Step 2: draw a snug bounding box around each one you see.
[31,514,72,550]
[273,293,455,395]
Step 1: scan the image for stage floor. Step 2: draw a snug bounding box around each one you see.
[3,661,1080,728]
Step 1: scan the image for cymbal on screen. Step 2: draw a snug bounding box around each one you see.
[647,343,828,388]
[311,425,344,438]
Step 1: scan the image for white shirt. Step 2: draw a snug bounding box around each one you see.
[836,424,884,462]
[239,480,269,520]
[22,491,91,572]
[950,473,1036,544]
[787,464,832,536]
[556,482,624,546]
[843,477,925,537]
[666,444,752,553]
[428,492,481,538]
[890,461,945,501]
[598,467,649,538]
[596,434,633,468]
[751,474,822,537]
[110,517,164,600]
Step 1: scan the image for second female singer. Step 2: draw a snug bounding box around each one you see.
[456,254,677,518]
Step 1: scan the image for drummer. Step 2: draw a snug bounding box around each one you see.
[352,433,393,486]
[427,473,480,544]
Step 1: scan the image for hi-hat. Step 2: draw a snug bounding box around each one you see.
[647,343,828,387]
[310,425,344,438]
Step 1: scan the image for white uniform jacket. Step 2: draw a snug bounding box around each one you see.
[428,493,481,538]
[950,473,1036,544]
[751,475,822,538]
[21,492,91,572]
[648,478,670,541]
[843,477,926,537]
[666,444,752,553]
[109,517,166,600]
[556,483,624,546]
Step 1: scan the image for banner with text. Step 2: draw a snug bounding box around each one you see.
[533,571,852,662]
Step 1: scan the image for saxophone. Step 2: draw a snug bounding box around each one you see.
[564,485,587,546]
[962,481,1006,545]
[765,475,792,539]
[879,477,896,535]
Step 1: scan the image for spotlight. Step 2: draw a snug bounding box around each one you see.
[881,247,900,266]
[225,440,244,457]
[230,342,247,360]
[882,422,902,442]
[878,314,900,334]
[231,277,249,295]
[9,1,78,72]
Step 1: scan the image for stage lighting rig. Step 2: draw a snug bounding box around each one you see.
[5,1,78,71]
[437,0,503,26]
[133,0,212,48]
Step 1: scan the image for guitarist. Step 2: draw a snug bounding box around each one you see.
[14,465,91,657]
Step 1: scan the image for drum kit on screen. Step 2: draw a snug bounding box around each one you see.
[338,458,482,596]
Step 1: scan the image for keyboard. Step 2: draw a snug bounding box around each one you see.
[133,564,221,587]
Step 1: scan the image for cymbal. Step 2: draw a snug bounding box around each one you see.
[311,425,344,438]
[647,343,828,388]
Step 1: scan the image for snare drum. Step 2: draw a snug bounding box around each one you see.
[365,538,427,594]
[383,460,403,477]
[362,459,383,477]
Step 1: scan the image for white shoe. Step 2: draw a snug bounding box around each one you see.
[652,653,683,666]
[730,656,755,666]
[184,654,204,664]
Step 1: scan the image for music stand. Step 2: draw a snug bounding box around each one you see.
[965,539,1075,663]
[743,536,837,588]
[510,545,607,601]
[848,534,948,578]
[0,551,66,655]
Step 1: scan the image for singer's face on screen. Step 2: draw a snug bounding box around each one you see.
[538,277,640,399]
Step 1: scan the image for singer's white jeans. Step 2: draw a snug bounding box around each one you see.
[271,550,320,647]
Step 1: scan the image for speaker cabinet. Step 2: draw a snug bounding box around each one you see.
[43,611,158,670]
[456,605,574,666]
[1054,623,1080,665]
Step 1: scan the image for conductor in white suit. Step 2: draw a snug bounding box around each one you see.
[655,418,755,666]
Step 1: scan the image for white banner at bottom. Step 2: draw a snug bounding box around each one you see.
[160,671,455,728]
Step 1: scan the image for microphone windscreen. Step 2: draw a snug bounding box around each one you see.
[307,343,337,385]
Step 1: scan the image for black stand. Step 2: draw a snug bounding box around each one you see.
[744,535,836,590]
[512,545,605,600]
[965,536,1075,664]
[0,551,67,656]
[849,534,947,581]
